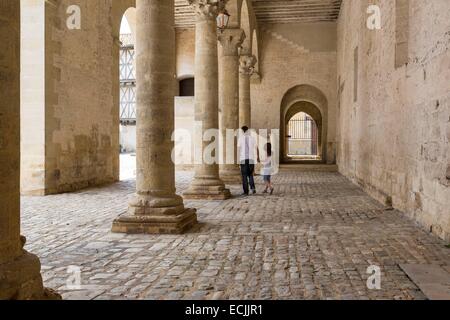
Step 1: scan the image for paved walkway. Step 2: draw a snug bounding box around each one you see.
[22,166,450,300]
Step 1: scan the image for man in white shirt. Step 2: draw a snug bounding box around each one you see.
[237,126,258,195]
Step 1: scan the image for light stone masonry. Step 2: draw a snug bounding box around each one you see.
[337,0,450,241]
[184,0,231,200]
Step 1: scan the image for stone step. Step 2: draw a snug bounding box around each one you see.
[400,264,450,300]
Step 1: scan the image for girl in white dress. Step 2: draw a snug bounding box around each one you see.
[262,143,274,195]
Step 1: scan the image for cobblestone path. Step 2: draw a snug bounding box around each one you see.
[22,169,450,300]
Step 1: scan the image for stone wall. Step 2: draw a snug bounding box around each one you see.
[337,0,450,241]
[21,0,134,195]
[171,23,338,164]
[251,22,338,164]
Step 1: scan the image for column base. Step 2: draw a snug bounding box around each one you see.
[0,251,61,300]
[112,208,197,234]
[183,185,231,200]
[220,173,243,184]
[220,165,242,184]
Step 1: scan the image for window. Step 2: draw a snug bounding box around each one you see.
[120,85,136,122]
[179,78,194,97]
[119,42,135,81]
[395,0,410,68]
[119,33,136,124]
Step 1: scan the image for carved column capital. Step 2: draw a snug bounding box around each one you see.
[218,28,245,56]
[188,0,228,21]
[239,55,257,75]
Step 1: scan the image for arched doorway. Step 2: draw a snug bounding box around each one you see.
[286,111,319,158]
[280,85,328,163]
[116,6,137,180]
[284,101,323,161]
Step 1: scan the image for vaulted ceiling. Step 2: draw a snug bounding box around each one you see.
[174,0,342,28]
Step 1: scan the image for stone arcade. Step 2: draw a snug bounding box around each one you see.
[0,0,449,300]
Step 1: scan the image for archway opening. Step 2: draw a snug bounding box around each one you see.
[287,112,319,158]
[280,85,329,164]
[284,101,323,161]
[119,8,137,181]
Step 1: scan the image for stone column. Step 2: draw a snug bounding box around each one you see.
[184,0,231,200]
[218,29,245,183]
[112,0,197,234]
[239,55,257,128]
[0,2,59,300]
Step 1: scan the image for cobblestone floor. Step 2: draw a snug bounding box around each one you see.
[22,167,450,300]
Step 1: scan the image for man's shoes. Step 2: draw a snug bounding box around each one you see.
[241,193,249,197]
[252,189,257,195]
[270,188,274,195]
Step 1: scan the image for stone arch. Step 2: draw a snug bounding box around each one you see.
[113,1,136,169]
[251,29,260,76]
[280,85,328,163]
[238,0,260,79]
[111,1,136,40]
[285,103,322,158]
[240,0,252,55]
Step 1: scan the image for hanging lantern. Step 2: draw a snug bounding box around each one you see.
[216,9,230,32]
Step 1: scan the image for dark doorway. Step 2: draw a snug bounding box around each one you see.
[179,78,195,97]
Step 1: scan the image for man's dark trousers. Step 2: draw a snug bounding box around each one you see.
[240,160,255,195]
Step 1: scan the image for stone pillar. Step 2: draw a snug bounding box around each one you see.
[0,2,59,300]
[239,55,257,128]
[184,0,231,200]
[218,29,245,183]
[112,0,197,234]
